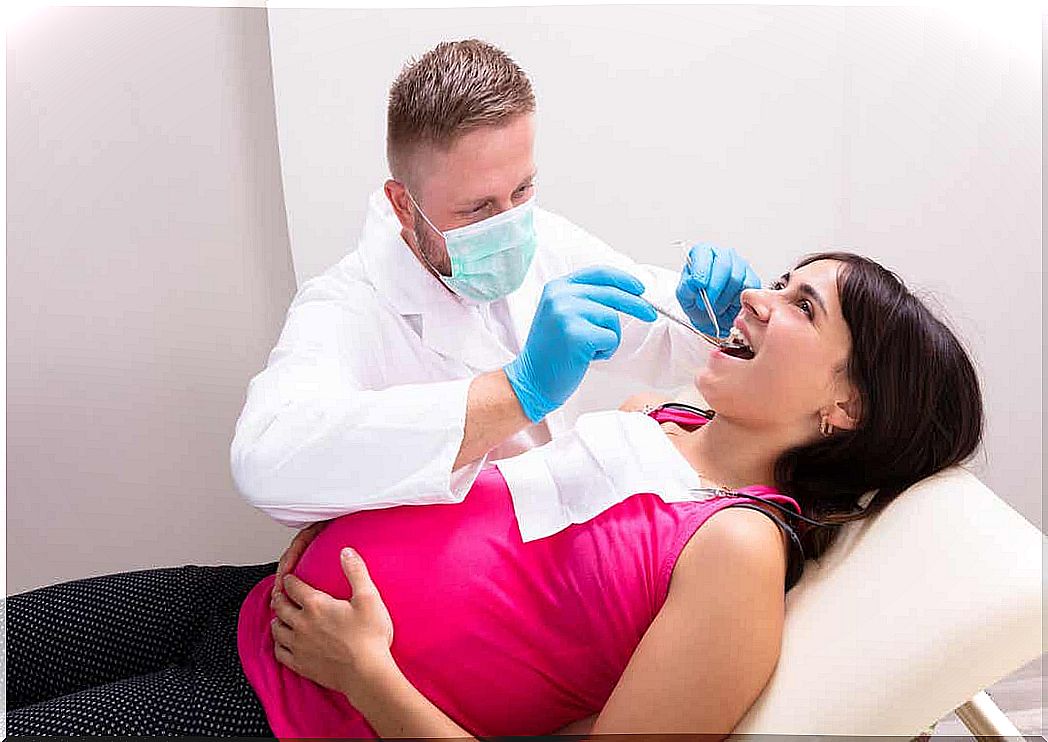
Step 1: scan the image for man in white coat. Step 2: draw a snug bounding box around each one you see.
[231,39,759,531]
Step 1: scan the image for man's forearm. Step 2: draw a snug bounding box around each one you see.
[452,369,533,471]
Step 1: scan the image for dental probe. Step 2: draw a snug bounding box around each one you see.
[646,300,747,351]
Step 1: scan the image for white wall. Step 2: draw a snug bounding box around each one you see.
[7,6,299,593]
[267,5,1041,531]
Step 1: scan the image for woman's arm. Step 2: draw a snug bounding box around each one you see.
[588,506,787,737]
[273,509,785,739]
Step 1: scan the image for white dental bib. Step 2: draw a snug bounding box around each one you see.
[493,410,705,542]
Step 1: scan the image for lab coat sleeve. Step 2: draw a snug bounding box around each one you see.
[549,213,711,389]
[230,279,487,528]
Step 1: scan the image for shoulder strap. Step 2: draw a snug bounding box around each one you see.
[721,503,806,592]
[648,402,714,430]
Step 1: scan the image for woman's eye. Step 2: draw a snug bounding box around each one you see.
[770,279,786,290]
[798,299,814,318]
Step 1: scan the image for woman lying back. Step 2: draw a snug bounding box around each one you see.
[259,251,984,738]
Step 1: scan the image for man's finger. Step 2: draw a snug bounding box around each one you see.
[718,298,742,330]
[742,265,761,292]
[713,248,746,317]
[704,247,733,313]
[686,243,716,286]
[585,326,621,361]
[566,265,647,296]
[576,285,657,323]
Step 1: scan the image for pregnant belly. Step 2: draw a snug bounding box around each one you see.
[288,468,596,735]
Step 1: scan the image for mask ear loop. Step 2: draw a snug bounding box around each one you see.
[403,189,458,285]
[404,190,444,238]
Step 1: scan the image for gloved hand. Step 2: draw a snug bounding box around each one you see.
[676,243,761,337]
[505,266,657,423]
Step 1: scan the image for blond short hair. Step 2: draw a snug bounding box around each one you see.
[387,40,536,185]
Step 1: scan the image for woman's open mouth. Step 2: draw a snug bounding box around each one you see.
[720,327,756,360]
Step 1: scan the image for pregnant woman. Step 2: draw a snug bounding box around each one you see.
[5,252,983,737]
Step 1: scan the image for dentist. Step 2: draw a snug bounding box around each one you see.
[231,39,759,530]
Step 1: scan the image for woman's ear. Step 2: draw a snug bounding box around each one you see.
[827,389,862,431]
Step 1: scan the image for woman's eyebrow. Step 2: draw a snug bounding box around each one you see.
[780,272,828,316]
[797,282,827,316]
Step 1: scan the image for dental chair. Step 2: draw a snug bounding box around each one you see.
[726,465,1042,739]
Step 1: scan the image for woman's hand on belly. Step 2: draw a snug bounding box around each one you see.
[274,548,478,738]
[270,546,395,700]
[273,519,330,601]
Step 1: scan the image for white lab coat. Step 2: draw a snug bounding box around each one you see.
[231,189,709,528]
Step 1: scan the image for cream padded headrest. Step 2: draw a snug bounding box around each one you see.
[729,466,1044,736]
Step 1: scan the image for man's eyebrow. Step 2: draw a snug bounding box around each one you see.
[456,172,537,210]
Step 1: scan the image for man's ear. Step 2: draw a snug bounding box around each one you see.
[384,179,416,233]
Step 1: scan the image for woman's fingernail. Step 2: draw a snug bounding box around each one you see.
[342,547,356,560]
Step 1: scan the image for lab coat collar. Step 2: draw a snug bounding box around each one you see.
[358,188,538,371]
[357,188,445,316]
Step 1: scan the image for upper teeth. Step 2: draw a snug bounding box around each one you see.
[728,327,752,350]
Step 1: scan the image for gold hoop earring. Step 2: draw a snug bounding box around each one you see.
[820,416,834,437]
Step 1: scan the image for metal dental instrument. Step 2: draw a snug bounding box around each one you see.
[697,284,720,339]
[650,240,746,351]
[647,301,722,348]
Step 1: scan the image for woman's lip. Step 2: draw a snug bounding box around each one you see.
[710,346,746,362]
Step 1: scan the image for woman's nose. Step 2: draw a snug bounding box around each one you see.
[739,287,771,321]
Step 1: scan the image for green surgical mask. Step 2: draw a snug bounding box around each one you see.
[407,191,538,303]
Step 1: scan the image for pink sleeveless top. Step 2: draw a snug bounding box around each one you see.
[237,407,800,738]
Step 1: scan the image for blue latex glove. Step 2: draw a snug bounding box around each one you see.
[505,265,658,423]
[676,243,761,337]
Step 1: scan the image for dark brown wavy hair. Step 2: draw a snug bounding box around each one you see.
[775,252,984,561]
